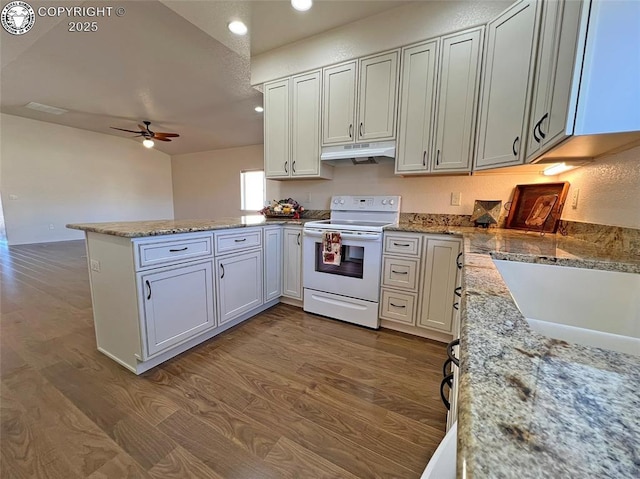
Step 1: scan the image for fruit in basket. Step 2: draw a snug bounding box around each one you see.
[259,198,305,217]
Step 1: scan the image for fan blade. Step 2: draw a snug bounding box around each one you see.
[111,127,142,134]
[154,137,172,142]
[154,132,180,138]
[138,124,149,132]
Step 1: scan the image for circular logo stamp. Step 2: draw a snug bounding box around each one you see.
[2,1,35,35]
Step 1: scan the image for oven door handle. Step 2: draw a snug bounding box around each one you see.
[303,230,381,241]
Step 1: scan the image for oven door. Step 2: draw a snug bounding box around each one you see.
[302,228,382,302]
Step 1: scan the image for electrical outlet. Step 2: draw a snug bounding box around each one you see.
[48,223,55,230]
[90,259,101,272]
[571,188,580,209]
[451,192,462,206]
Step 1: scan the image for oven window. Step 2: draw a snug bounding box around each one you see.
[315,243,364,279]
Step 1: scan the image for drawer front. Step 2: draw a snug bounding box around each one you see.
[137,236,213,269]
[380,289,417,325]
[215,228,262,255]
[382,256,419,291]
[384,234,422,257]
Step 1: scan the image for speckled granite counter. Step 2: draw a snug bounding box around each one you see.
[66,215,313,237]
[388,223,640,478]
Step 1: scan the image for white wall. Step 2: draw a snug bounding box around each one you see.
[0,114,174,245]
[172,144,280,219]
[277,162,555,214]
[559,146,640,228]
[251,0,512,84]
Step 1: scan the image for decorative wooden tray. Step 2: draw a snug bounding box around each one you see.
[505,182,570,233]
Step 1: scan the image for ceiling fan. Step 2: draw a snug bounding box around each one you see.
[110,121,180,142]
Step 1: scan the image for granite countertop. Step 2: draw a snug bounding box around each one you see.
[390,222,640,478]
[66,215,312,237]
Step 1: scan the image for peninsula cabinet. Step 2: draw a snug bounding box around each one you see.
[396,27,483,175]
[474,0,541,170]
[215,228,264,325]
[282,226,303,300]
[140,260,215,357]
[380,232,462,342]
[263,226,282,302]
[264,72,332,179]
[322,50,399,146]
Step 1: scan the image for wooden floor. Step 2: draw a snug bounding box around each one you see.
[0,240,447,478]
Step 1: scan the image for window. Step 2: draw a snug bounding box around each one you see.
[240,170,265,211]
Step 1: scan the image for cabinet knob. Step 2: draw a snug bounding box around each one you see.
[284,161,288,173]
[359,122,364,137]
[145,280,151,300]
[220,264,225,279]
[422,150,427,167]
[538,113,549,139]
[349,124,353,138]
[512,137,519,157]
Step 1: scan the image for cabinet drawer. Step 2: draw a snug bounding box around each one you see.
[215,228,262,255]
[384,234,422,256]
[380,289,417,325]
[382,256,419,291]
[137,236,213,269]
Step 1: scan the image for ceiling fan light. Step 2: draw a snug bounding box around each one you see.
[143,139,155,148]
[291,0,313,11]
[228,20,247,35]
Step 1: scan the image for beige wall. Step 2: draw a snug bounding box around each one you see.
[0,114,174,245]
[558,146,640,228]
[277,162,556,214]
[251,0,512,84]
[172,144,280,219]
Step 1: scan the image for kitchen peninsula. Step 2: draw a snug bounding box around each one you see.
[68,216,640,478]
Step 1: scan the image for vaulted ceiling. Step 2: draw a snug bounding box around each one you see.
[1,0,410,155]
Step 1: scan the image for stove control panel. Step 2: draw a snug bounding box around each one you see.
[330,196,401,212]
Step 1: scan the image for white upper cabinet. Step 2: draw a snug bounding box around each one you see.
[526,0,584,162]
[322,51,399,146]
[396,39,440,174]
[322,61,357,145]
[474,0,540,170]
[357,51,399,142]
[432,28,484,172]
[264,72,332,180]
[264,78,290,178]
[291,71,321,177]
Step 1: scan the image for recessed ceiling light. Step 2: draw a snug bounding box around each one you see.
[291,0,313,11]
[228,20,247,35]
[255,106,264,113]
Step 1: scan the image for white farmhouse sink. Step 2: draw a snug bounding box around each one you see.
[493,260,640,356]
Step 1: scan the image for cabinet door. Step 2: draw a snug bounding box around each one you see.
[433,28,483,172]
[292,71,321,177]
[357,51,399,142]
[322,62,357,145]
[417,238,461,333]
[141,261,215,357]
[264,227,282,302]
[396,40,439,174]
[475,0,540,170]
[217,250,263,325]
[264,78,290,178]
[282,227,302,299]
[525,0,584,162]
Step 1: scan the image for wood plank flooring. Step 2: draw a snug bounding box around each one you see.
[1,240,448,478]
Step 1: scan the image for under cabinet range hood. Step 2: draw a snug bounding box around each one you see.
[321,141,396,165]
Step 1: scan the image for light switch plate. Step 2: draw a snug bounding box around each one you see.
[90,259,101,272]
[571,188,580,209]
[451,192,462,206]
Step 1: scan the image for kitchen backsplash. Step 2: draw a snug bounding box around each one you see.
[558,220,640,257]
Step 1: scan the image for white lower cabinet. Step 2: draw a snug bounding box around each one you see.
[282,226,303,299]
[140,260,215,357]
[264,226,282,302]
[216,250,263,325]
[417,238,461,333]
[380,232,461,341]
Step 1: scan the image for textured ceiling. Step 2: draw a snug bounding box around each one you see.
[1,0,410,155]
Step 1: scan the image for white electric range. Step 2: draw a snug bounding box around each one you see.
[302,195,401,328]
